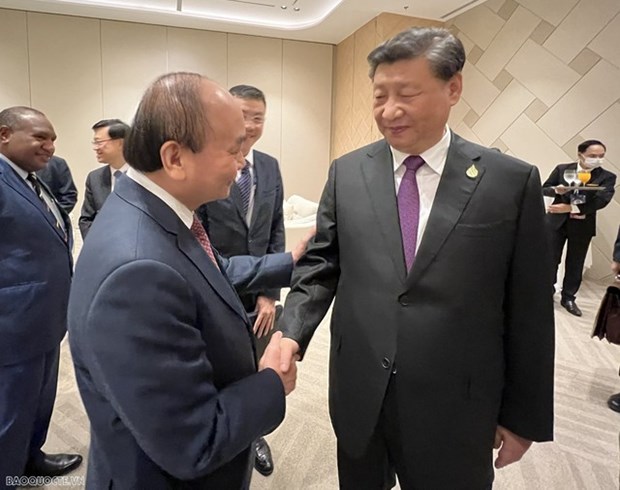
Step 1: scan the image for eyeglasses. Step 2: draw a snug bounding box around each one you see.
[243,114,265,125]
[91,138,116,148]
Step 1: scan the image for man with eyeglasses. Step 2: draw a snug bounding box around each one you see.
[78,119,130,239]
[196,85,285,477]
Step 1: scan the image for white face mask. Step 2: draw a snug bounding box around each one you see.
[582,157,604,169]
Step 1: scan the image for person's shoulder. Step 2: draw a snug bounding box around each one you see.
[253,150,279,167]
[87,165,110,179]
[335,140,388,164]
[452,133,536,174]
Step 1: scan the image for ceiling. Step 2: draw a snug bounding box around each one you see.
[0,0,487,44]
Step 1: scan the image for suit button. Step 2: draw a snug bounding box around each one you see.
[398,295,409,306]
[381,357,391,369]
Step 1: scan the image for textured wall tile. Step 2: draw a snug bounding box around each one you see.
[506,39,580,106]
[461,61,501,115]
[453,4,505,49]
[530,19,555,45]
[476,6,539,81]
[569,48,602,76]
[538,60,620,146]
[582,102,620,167]
[515,0,579,26]
[524,98,549,122]
[589,13,620,69]
[472,79,535,145]
[544,0,620,64]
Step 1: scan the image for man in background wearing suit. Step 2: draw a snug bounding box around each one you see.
[36,155,78,214]
[278,27,555,489]
[68,72,307,489]
[196,84,284,476]
[607,225,620,413]
[0,107,81,484]
[543,140,616,317]
[78,118,130,239]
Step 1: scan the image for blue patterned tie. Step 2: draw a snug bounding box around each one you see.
[398,155,425,271]
[237,161,252,215]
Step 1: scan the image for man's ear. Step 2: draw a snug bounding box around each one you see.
[0,126,12,144]
[159,140,186,181]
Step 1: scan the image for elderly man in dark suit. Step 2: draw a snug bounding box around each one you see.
[36,155,78,213]
[0,106,81,485]
[543,139,616,316]
[278,27,555,489]
[68,72,310,489]
[78,119,130,239]
[196,84,285,476]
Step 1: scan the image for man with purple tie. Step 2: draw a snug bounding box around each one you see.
[278,26,555,489]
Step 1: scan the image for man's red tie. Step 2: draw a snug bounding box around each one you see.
[190,215,219,268]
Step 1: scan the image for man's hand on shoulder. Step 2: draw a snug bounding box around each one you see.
[493,425,532,469]
[291,226,316,263]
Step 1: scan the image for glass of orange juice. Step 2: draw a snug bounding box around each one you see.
[577,169,591,185]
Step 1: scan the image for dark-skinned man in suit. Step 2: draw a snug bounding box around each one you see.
[278,27,555,489]
[0,106,81,486]
[196,84,285,476]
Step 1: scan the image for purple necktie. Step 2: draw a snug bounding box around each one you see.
[398,155,425,271]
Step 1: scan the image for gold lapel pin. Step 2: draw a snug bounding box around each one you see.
[466,164,478,179]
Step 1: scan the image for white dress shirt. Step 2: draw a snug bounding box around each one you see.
[391,128,451,249]
[126,167,194,229]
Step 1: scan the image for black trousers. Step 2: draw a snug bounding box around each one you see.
[336,374,494,490]
[549,224,592,302]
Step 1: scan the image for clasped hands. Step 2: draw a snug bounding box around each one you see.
[258,332,300,396]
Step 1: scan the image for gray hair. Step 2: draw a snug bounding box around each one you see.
[367,27,465,80]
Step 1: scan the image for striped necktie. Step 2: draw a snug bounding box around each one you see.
[237,161,252,215]
[27,172,67,241]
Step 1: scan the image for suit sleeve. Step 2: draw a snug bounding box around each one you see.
[575,171,616,215]
[82,260,286,480]
[499,165,555,441]
[614,226,620,263]
[79,174,96,239]
[261,162,286,301]
[279,161,340,358]
[541,165,561,198]
[54,158,78,214]
[220,252,293,293]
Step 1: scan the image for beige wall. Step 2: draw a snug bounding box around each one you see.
[449,0,620,280]
[329,2,620,280]
[0,8,333,222]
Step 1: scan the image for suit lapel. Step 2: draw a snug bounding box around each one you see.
[407,134,486,287]
[248,155,264,231]
[101,166,112,197]
[176,231,249,321]
[0,158,69,247]
[361,142,408,285]
[115,178,249,323]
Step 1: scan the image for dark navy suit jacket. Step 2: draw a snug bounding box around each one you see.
[197,150,285,310]
[0,156,73,366]
[68,175,292,489]
[79,165,112,239]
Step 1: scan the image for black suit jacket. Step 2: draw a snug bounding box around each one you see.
[542,162,616,237]
[68,176,294,489]
[197,150,285,309]
[614,226,620,263]
[79,165,112,239]
[280,134,555,488]
[36,155,78,213]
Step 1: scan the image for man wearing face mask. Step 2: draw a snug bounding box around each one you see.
[543,139,616,316]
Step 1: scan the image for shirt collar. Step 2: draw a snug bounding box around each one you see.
[126,167,194,229]
[391,126,451,175]
[245,149,254,167]
[0,153,31,180]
